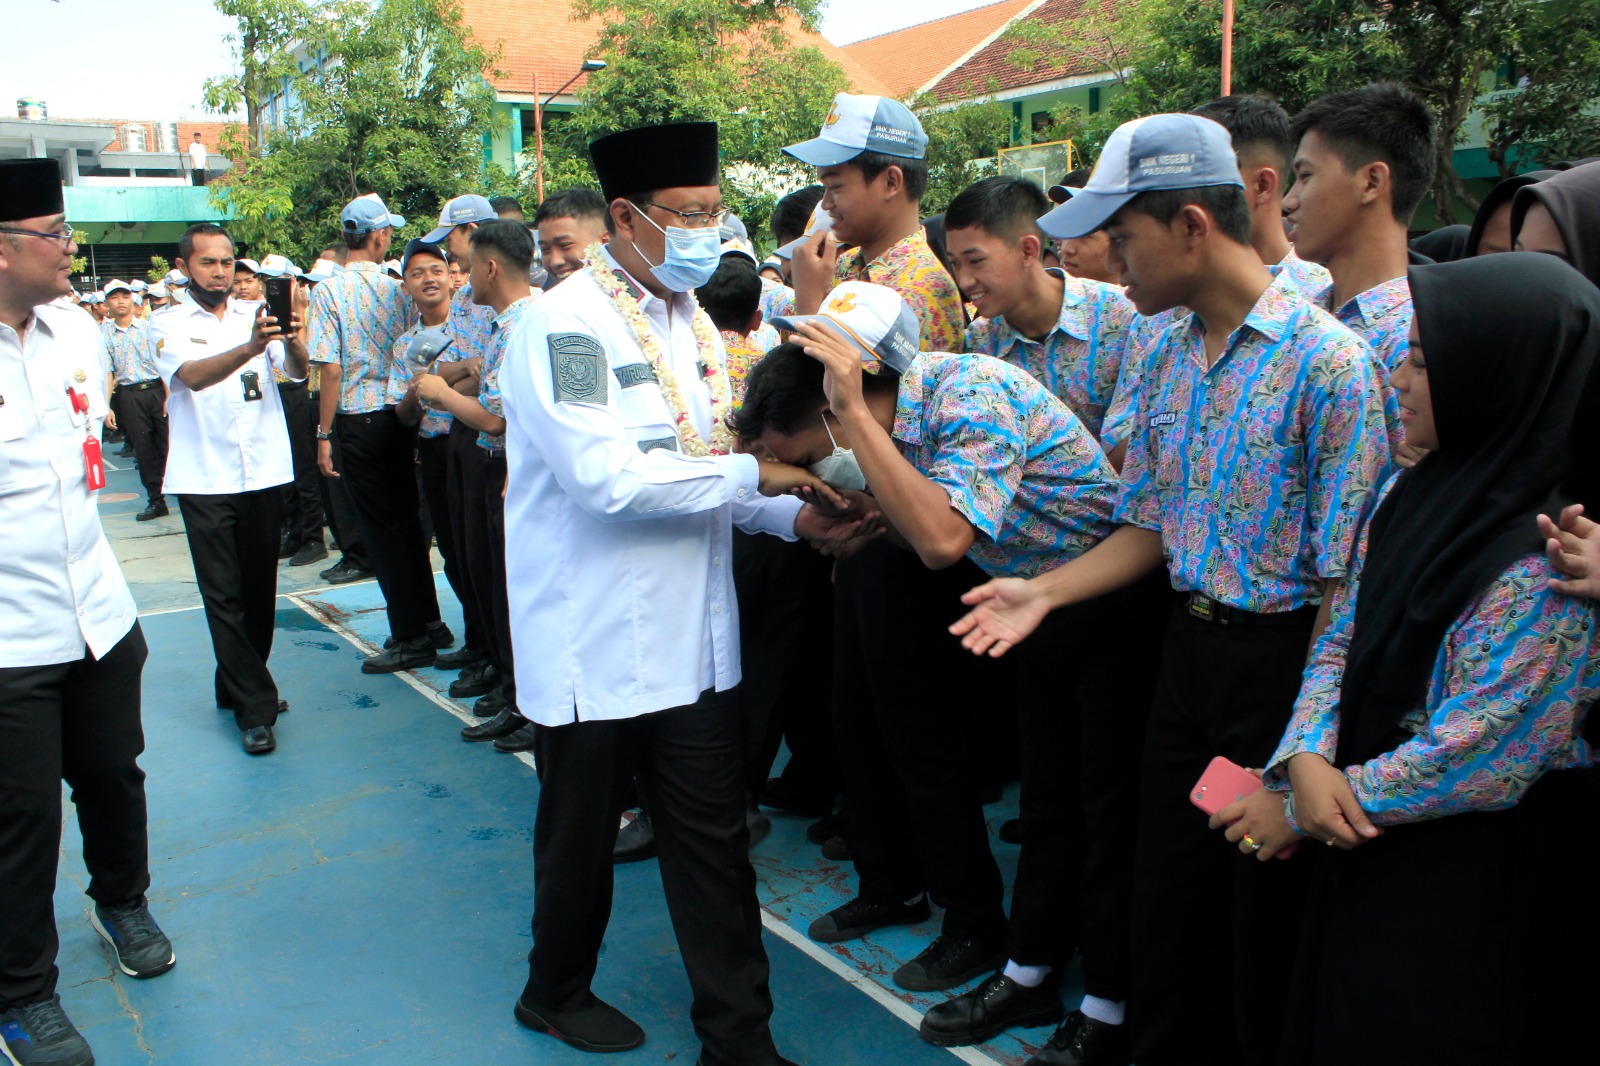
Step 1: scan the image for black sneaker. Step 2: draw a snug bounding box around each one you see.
[808,895,930,944]
[433,645,486,669]
[0,995,94,1066]
[613,810,656,863]
[317,558,347,580]
[449,662,501,699]
[806,808,849,846]
[91,896,175,979]
[134,499,168,522]
[289,540,328,567]
[325,560,375,585]
[513,990,645,1053]
[920,972,1063,1047]
[1024,1010,1129,1066]
[895,935,1007,992]
[493,722,539,753]
[278,533,298,559]
[361,637,435,674]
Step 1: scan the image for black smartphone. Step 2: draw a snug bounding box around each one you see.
[264,276,294,331]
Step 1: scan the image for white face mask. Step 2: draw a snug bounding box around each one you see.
[808,413,867,492]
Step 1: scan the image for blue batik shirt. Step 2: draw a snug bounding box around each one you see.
[478,294,541,451]
[102,317,158,384]
[307,260,416,414]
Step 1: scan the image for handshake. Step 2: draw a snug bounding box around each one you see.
[756,461,885,559]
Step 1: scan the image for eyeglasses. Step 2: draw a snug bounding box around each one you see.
[632,200,728,230]
[0,223,77,246]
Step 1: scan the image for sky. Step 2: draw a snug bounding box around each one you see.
[4,0,1002,122]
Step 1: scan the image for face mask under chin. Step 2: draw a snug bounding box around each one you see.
[189,284,229,310]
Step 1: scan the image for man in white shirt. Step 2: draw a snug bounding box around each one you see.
[150,223,308,755]
[188,132,207,186]
[499,121,866,1066]
[0,157,175,1066]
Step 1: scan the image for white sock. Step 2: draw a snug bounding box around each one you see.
[1079,994,1125,1026]
[1002,960,1052,988]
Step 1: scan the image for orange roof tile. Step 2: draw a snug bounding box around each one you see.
[49,117,235,155]
[841,0,1038,100]
[929,0,1121,100]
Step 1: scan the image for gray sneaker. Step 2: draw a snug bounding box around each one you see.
[0,995,94,1066]
[91,896,175,979]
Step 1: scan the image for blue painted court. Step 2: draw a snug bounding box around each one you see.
[52,464,1084,1065]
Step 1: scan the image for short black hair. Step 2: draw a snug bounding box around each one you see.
[1192,94,1295,175]
[1122,185,1253,246]
[469,218,534,274]
[1059,167,1091,189]
[1292,83,1438,222]
[534,187,608,227]
[489,195,525,219]
[178,222,231,261]
[771,185,825,245]
[945,176,1049,243]
[850,151,929,204]
[697,256,762,332]
[344,228,381,252]
[727,343,827,440]
[320,244,349,265]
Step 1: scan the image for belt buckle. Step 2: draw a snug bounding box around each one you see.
[1188,593,1229,625]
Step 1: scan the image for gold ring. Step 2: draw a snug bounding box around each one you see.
[1243,835,1261,850]
[1326,837,1337,846]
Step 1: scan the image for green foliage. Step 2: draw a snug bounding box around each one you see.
[69,231,89,276]
[913,95,1013,215]
[1481,0,1600,175]
[147,255,171,284]
[208,0,505,265]
[203,0,314,152]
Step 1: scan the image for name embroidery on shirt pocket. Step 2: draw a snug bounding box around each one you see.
[613,363,658,390]
[1149,411,1177,428]
[549,333,609,404]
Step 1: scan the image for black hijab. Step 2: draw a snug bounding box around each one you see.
[1511,160,1600,288]
[1409,224,1471,263]
[1465,170,1556,256]
[1336,254,1600,766]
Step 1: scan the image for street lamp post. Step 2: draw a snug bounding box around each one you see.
[1220,0,1235,95]
[535,58,607,203]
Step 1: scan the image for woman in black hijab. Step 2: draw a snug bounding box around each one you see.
[1213,254,1600,1065]
[1512,159,1600,287]
[1465,168,1556,255]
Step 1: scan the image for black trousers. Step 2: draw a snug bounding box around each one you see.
[115,383,168,503]
[732,530,839,798]
[334,409,439,641]
[1006,573,1169,999]
[462,447,515,702]
[323,428,371,569]
[832,541,1011,941]
[0,625,150,1009]
[1129,602,1316,1066]
[528,692,780,1066]
[1279,769,1598,1066]
[418,433,481,653]
[276,382,323,546]
[177,489,284,731]
[445,421,483,652]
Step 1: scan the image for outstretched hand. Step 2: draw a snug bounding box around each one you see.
[1539,504,1600,600]
[948,577,1051,658]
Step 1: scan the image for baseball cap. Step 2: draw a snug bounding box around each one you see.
[256,254,302,278]
[102,279,132,296]
[83,292,104,305]
[129,279,147,291]
[305,259,343,283]
[399,237,447,275]
[769,281,920,375]
[149,282,168,298]
[1038,114,1243,239]
[719,213,750,244]
[383,259,403,277]
[719,237,759,266]
[774,203,834,261]
[235,258,261,275]
[422,193,497,243]
[341,192,406,235]
[784,93,928,167]
[164,269,188,287]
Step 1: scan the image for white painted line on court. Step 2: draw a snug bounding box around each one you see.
[287,591,537,774]
[288,587,998,1065]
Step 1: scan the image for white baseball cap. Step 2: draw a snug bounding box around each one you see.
[341,192,406,235]
[305,258,343,283]
[164,269,188,287]
[422,194,498,243]
[256,254,302,278]
[235,258,261,275]
[769,281,921,375]
[774,203,834,261]
[102,279,133,296]
[149,282,169,297]
[785,93,929,166]
[1038,113,1244,239]
[719,237,759,266]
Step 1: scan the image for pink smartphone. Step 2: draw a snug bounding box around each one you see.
[1190,756,1263,816]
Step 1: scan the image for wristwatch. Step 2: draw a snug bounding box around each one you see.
[316,427,333,441]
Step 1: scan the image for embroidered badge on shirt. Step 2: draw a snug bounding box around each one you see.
[638,436,679,453]
[550,333,608,404]
[613,362,657,390]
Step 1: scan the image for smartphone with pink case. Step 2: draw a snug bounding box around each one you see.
[1190,756,1262,815]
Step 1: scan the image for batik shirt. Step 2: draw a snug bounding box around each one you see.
[102,317,157,384]
[721,329,767,407]
[759,278,794,323]
[384,320,456,438]
[307,260,416,414]
[964,270,1136,439]
[1265,477,1597,824]
[1271,247,1331,300]
[396,282,500,437]
[836,228,965,353]
[477,295,541,451]
[1316,275,1412,456]
[895,354,1117,579]
[1114,274,1390,613]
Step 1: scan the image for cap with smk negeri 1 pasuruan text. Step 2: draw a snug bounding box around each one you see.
[341,192,406,236]
[783,93,929,167]
[422,194,498,243]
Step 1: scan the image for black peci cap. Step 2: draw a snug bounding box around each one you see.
[589,122,720,202]
[0,158,65,222]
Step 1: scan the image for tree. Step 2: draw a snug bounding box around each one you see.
[208,0,507,265]
[553,0,854,250]
[913,95,1013,215]
[203,0,313,154]
[1482,0,1600,176]
[147,256,171,284]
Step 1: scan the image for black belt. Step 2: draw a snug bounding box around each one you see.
[308,390,319,400]
[335,410,393,423]
[120,379,161,392]
[483,447,506,459]
[278,378,307,391]
[1181,592,1318,629]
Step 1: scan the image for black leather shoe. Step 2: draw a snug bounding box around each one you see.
[449,661,501,698]
[894,935,1006,992]
[325,560,375,585]
[135,498,169,522]
[117,442,136,456]
[318,558,347,580]
[361,637,435,674]
[278,533,298,559]
[1024,1010,1130,1066]
[513,990,645,1053]
[807,808,849,845]
[472,688,508,718]
[920,973,1064,1047]
[383,622,453,651]
[433,645,486,669]
[821,834,854,861]
[461,708,524,742]
[242,725,276,754]
[613,811,656,863]
[758,776,834,818]
[289,540,328,566]
[808,894,930,944]
[493,722,539,753]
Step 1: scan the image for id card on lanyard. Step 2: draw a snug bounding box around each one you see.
[66,385,106,490]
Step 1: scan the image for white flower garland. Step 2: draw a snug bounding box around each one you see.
[586,242,734,457]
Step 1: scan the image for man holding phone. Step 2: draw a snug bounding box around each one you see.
[150,223,309,755]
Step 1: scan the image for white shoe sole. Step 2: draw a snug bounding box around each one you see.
[89,911,175,979]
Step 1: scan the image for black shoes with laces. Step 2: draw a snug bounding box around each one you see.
[920,972,1063,1046]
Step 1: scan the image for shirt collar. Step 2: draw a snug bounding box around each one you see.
[1338,275,1411,327]
[848,227,929,275]
[600,244,692,317]
[1237,272,1300,344]
[345,260,382,275]
[494,294,536,329]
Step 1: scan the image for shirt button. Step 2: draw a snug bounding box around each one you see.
[77,607,86,616]
[713,555,722,566]
[713,603,723,614]
[737,488,748,499]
